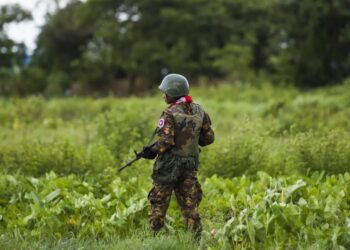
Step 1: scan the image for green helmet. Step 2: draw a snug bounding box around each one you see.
[159,74,189,97]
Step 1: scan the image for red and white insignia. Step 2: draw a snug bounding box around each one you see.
[158,118,165,128]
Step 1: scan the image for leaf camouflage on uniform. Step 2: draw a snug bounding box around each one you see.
[148,100,214,242]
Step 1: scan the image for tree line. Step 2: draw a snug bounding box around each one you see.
[1,0,350,96]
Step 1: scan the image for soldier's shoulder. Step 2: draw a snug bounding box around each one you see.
[161,105,177,116]
[191,102,203,109]
[190,102,205,113]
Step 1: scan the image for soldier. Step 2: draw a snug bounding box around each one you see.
[140,73,215,242]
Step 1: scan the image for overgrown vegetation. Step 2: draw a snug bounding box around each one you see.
[1,171,349,249]
[1,81,350,177]
[0,83,349,249]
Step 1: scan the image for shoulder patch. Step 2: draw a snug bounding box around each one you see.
[158,118,165,128]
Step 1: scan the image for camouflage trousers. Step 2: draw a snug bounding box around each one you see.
[148,171,203,238]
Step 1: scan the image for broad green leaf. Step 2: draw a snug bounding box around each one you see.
[284,180,306,199]
[246,218,256,246]
[45,189,61,203]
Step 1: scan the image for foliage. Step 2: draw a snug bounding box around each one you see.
[34,1,92,88]
[276,0,350,87]
[201,172,350,249]
[0,172,349,249]
[2,0,350,95]
[0,229,197,250]
[1,83,350,177]
[0,83,349,248]
[0,4,31,68]
[0,4,32,96]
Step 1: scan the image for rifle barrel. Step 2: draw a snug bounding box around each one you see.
[118,156,140,173]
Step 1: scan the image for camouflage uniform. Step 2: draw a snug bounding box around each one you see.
[148,99,214,239]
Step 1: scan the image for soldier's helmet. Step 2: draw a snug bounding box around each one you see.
[159,74,189,97]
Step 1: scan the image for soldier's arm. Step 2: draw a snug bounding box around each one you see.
[199,112,215,146]
[150,111,175,153]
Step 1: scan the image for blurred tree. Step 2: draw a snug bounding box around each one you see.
[34,0,252,93]
[74,0,281,88]
[72,0,236,92]
[210,0,279,82]
[31,0,93,95]
[276,0,350,87]
[0,4,31,96]
[34,1,91,76]
[0,4,31,68]
[27,0,350,95]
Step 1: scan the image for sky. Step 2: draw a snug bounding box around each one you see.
[1,0,69,53]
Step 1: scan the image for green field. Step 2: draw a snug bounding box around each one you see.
[1,82,350,249]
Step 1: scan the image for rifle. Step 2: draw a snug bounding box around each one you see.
[117,149,143,173]
[118,142,157,173]
[118,128,158,173]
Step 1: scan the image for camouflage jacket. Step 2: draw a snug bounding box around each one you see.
[150,101,214,183]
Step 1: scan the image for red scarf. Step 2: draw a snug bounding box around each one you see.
[171,95,193,106]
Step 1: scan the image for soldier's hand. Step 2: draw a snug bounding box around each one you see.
[140,146,157,159]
